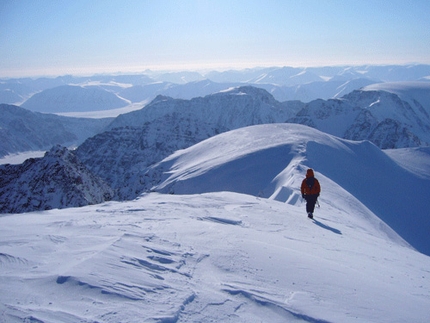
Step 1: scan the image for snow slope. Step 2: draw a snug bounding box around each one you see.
[152,124,430,256]
[1,191,429,322]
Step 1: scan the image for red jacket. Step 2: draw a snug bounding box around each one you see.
[301,169,321,196]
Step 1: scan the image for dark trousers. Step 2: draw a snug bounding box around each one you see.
[305,195,318,213]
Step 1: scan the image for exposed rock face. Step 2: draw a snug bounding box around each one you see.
[0,145,113,213]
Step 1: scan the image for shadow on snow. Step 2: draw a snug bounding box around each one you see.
[312,219,342,235]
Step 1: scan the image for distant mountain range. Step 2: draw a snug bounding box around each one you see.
[72,82,430,202]
[1,64,430,108]
[3,78,428,158]
[289,83,430,148]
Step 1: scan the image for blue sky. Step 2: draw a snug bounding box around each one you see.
[1,0,430,77]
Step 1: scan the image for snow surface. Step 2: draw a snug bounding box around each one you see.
[1,192,429,322]
[1,124,430,322]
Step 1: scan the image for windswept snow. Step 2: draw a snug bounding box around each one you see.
[0,192,429,322]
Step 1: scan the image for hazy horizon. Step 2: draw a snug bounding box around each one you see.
[2,0,430,78]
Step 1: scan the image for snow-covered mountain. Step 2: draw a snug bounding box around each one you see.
[75,86,303,200]
[289,82,430,148]
[21,85,129,113]
[76,106,430,255]
[0,145,113,213]
[0,104,113,158]
[1,127,430,322]
[151,124,430,256]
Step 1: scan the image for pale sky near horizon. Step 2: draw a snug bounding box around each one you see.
[1,0,430,78]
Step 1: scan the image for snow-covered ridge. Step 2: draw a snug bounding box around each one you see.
[151,123,430,256]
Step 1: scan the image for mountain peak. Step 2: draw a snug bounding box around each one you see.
[45,144,70,159]
[151,94,174,103]
[218,85,275,100]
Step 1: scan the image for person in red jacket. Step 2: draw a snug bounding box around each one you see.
[301,168,321,219]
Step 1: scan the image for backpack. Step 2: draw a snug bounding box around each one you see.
[306,177,315,190]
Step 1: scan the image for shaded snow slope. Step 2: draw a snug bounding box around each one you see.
[152,124,430,255]
[0,192,429,322]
